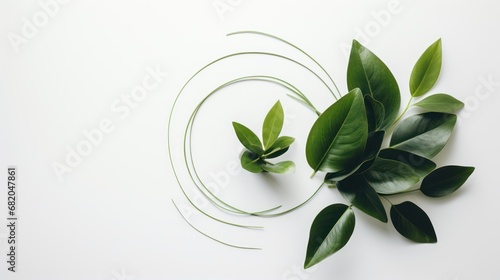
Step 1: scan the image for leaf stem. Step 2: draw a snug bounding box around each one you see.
[389,97,413,129]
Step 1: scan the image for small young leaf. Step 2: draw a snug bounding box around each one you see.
[338,175,387,223]
[410,39,442,97]
[412,93,464,113]
[264,136,295,159]
[240,150,263,173]
[390,201,437,243]
[390,112,456,158]
[363,158,419,194]
[261,161,295,174]
[304,204,355,269]
[233,122,264,155]
[347,40,400,130]
[262,101,284,150]
[378,148,436,178]
[421,166,475,197]
[306,88,368,174]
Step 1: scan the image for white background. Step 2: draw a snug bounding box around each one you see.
[1,0,500,279]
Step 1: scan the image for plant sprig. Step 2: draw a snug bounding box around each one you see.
[233,101,295,174]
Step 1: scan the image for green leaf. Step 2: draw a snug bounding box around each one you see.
[263,136,295,159]
[233,122,264,155]
[261,161,295,174]
[365,95,385,131]
[262,101,284,149]
[378,148,436,178]
[421,166,475,197]
[410,39,442,97]
[363,158,419,194]
[390,112,457,158]
[347,40,400,130]
[338,175,387,223]
[306,88,368,175]
[240,150,263,173]
[304,204,355,269]
[324,130,385,183]
[390,201,437,243]
[412,93,464,113]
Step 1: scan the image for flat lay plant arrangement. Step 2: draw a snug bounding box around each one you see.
[168,31,474,269]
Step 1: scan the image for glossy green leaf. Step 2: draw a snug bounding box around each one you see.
[390,201,437,243]
[421,166,475,197]
[264,136,295,159]
[390,112,456,158]
[412,93,464,113]
[262,161,295,174]
[363,158,419,194]
[233,122,264,155]
[347,40,400,130]
[365,95,385,131]
[324,130,385,182]
[306,89,368,174]
[304,204,355,269]
[338,175,387,222]
[262,101,284,149]
[378,148,436,178]
[240,150,263,173]
[410,39,442,97]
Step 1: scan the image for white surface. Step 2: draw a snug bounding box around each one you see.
[1,0,500,279]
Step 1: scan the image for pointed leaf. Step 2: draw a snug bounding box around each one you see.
[338,175,387,222]
[347,40,400,129]
[421,166,475,197]
[306,89,368,174]
[262,101,284,149]
[390,201,437,243]
[378,148,436,178]
[261,161,295,174]
[410,39,442,97]
[264,136,295,159]
[304,204,355,269]
[413,93,464,113]
[390,112,456,158]
[363,158,419,194]
[233,122,264,155]
[240,151,263,173]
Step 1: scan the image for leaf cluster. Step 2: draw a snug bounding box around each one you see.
[303,39,475,268]
[233,101,295,174]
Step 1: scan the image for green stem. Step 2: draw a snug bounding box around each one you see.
[228,30,341,99]
[172,200,261,250]
[389,97,413,129]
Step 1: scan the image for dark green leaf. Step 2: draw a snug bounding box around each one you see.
[413,93,464,113]
[365,95,385,131]
[233,122,264,155]
[347,40,400,130]
[410,39,442,97]
[264,136,295,159]
[261,161,295,174]
[240,151,263,173]
[378,148,436,178]
[338,175,387,222]
[390,201,437,243]
[304,204,355,269]
[262,101,284,149]
[390,112,456,158]
[306,89,368,175]
[324,130,385,182]
[363,158,419,194]
[421,166,475,197]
